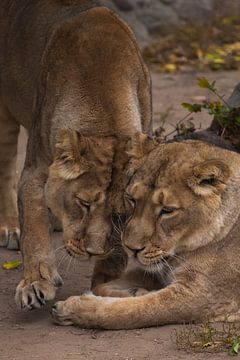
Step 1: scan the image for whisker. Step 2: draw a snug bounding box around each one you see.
[57,252,69,268]
[161,257,176,282]
[54,244,65,253]
[171,254,192,273]
[111,216,122,235]
[65,255,73,277]
[73,257,77,273]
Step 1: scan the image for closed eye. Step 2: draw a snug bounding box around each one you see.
[160,207,178,217]
[76,197,91,209]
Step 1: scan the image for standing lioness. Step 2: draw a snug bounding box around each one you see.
[0,1,151,309]
[52,137,240,329]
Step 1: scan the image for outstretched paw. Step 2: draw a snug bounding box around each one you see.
[51,294,103,327]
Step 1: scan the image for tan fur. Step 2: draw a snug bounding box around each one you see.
[0,1,152,309]
[52,139,240,329]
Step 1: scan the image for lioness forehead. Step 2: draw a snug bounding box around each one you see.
[130,140,240,188]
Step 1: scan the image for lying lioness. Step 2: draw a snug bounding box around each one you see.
[0,1,151,309]
[52,136,240,329]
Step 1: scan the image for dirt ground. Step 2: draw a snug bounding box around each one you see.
[0,70,238,360]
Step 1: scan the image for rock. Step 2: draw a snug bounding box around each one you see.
[213,0,240,18]
[136,1,180,34]
[99,0,149,48]
[227,83,240,108]
[161,0,174,4]
[98,0,240,46]
[172,0,215,26]
[123,12,150,47]
[113,0,135,11]
[99,0,119,11]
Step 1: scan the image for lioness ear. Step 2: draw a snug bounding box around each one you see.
[126,132,158,176]
[188,159,230,196]
[53,128,90,180]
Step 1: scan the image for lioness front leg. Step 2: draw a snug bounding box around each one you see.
[93,268,159,298]
[15,167,63,310]
[91,240,128,294]
[0,103,20,250]
[52,282,213,329]
[93,278,149,298]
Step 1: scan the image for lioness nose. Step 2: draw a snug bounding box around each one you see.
[125,245,145,257]
[85,246,105,256]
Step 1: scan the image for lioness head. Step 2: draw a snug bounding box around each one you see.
[45,129,118,259]
[123,134,240,270]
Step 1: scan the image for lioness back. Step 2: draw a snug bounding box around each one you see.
[0,0,151,135]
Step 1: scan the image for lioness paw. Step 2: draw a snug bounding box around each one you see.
[0,226,20,250]
[51,294,108,327]
[15,274,63,310]
[93,282,149,298]
[51,300,75,326]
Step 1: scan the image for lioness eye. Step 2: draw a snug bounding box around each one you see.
[76,197,91,209]
[160,207,177,217]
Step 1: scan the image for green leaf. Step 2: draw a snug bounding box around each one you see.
[2,260,22,270]
[197,77,216,92]
[182,102,202,113]
[182,102,194,112]
[235,115,240,125]
[197,77,211,89]
[229,337,240,356]
[233,342,239,353]
[192,104,203,112]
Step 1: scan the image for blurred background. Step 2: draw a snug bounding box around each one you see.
[96,0,240,139]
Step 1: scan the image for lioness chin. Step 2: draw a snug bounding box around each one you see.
[52,136,240,329]
[0,1,151,310]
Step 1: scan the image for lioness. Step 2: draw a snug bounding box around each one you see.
[0,1,151,309]
[52,136,240,329]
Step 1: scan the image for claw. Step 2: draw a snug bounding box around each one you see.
[32,285,46,306]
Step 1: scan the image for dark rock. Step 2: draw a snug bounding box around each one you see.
[99,0,119,11]
[137,2,180,34]
[172,0,215,26]
[228,83,240,108]
[161,0,174,4]
[113,0,135,11]
[98,0,240,47]
[175,130,237,152]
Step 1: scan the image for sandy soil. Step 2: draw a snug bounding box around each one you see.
[0,70,238,360]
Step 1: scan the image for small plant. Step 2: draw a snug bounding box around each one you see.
[154,77,240,148]
[173,321,240,355]
[181,77,240,147]
[154,106,199,143]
